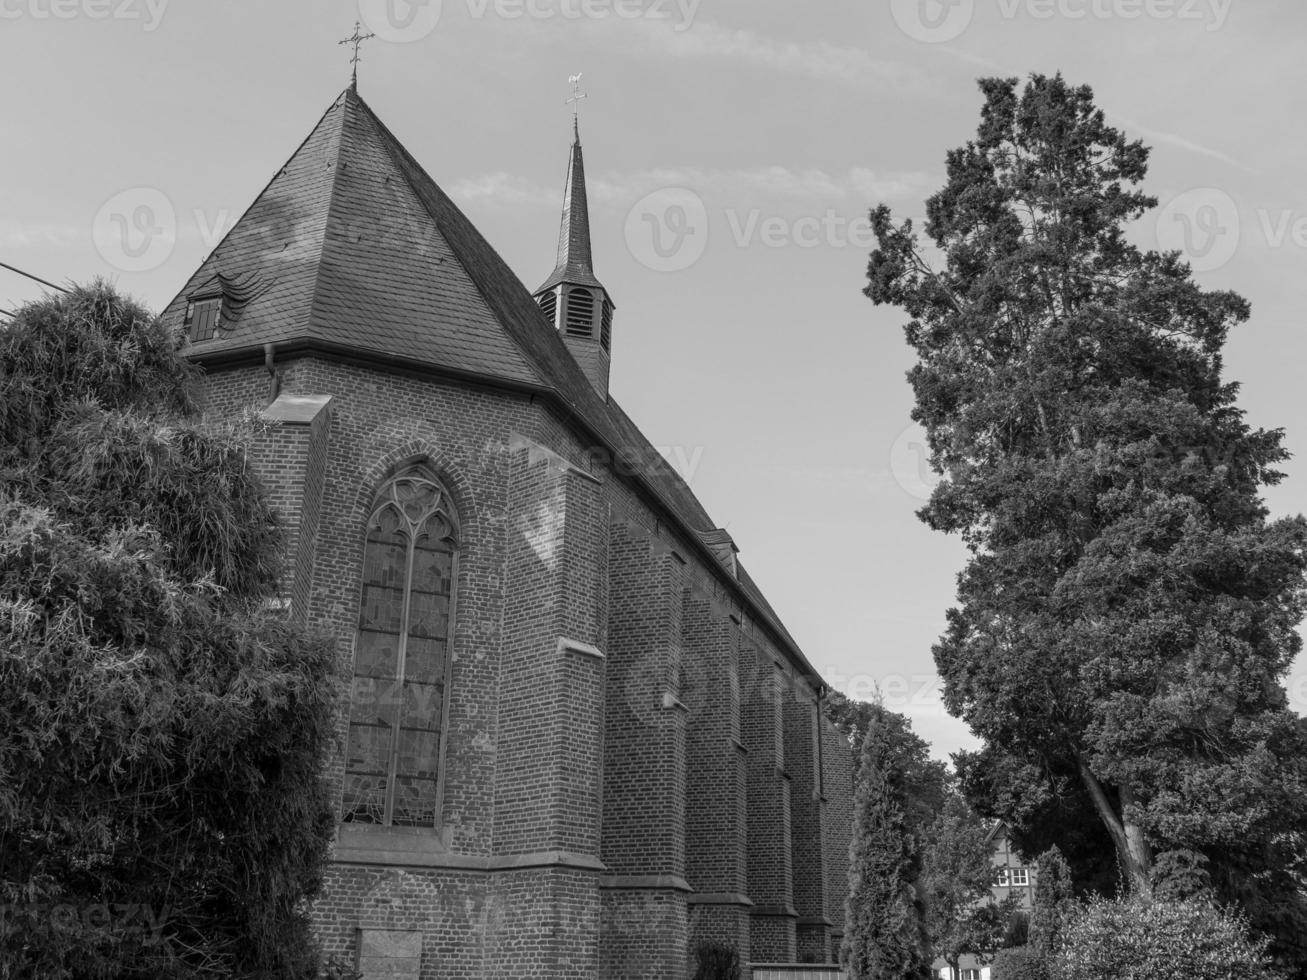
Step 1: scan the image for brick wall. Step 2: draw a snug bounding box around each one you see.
[683,595,752,972]
[741,642,796,962]
[197,353,852,978]
[820,718,855,957]
[784,684,827,963]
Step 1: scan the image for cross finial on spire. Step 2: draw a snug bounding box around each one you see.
[566,73,587,140]
[339,21,376,90]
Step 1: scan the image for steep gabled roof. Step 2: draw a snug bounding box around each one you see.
[163,88,823,686]
[164,89,538,384]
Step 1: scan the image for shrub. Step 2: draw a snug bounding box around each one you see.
[692,940,741,980]
[0,283,337,979]
[991,946,1047,980]
[1056,897,1281,980]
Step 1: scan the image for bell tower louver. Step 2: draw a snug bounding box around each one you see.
[533,116,614,398]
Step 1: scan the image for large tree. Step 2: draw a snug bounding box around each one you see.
[843,704,945,980]
[0,283,338,978]
[920,796,1018,980]
[865,74,1307,966]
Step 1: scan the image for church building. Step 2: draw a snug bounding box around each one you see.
[164,82,854,980]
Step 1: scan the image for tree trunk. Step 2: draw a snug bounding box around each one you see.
[1117,783,1153,897]
[1076,756,1152,896]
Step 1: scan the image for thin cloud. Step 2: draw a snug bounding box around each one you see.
[1109,110,1256,174]
[449,172,561,208]
[592,18,941,97]
[453,166,939,211]
[0,220,84,249]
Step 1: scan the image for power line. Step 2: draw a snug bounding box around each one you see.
[0,260,68,294]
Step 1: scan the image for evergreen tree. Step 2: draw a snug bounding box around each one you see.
[842,704,942,980]
[921,797,1019,979]
[1028,847,1074,957]
[0,283,338,979]
[864,73,1307,968]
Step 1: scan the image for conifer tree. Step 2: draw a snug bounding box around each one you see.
[865,74,1307,968]
[1028,847,1074,958]
[842,705,942,980]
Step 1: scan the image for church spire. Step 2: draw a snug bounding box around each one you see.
[533,74,614,399]
[540,74,601,292]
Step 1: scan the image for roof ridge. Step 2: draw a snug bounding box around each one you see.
[354,90,598,410]
[304,90,354,346]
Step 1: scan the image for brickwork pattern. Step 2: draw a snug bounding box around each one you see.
[494,448,606,857]
[197,354,855,978]
[741,644,796,962]
[820,718,855,956]
[600,889,689,980]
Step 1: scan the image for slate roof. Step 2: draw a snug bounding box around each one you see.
[164,87,822,686]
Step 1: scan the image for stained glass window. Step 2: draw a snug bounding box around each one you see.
[342,468,458,826]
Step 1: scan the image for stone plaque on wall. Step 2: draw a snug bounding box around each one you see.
[356,928,422,980]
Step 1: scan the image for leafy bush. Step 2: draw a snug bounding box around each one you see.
[0,283,337,979]
[692,940,741,980]
[1056,897,1281,980]
[991,946,1047,980]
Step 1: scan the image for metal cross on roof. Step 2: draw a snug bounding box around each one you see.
[339,21,377,90]
[566,73,588,132]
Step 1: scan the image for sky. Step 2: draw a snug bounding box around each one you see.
[3,0,1306,761]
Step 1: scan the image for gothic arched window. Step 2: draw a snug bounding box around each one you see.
[343,467,459,827]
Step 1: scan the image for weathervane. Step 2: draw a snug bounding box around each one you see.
[566,73,588,135]
[339,21,376,90]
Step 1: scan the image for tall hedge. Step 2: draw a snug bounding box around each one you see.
[0,283,338,979]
